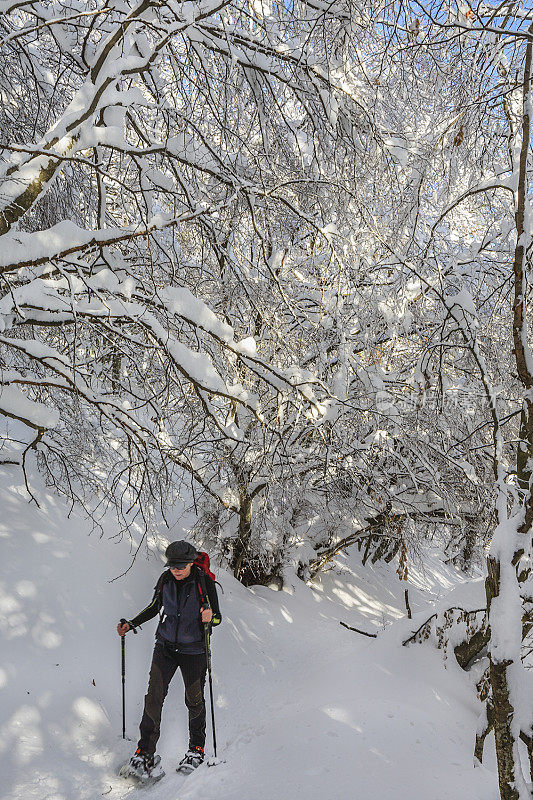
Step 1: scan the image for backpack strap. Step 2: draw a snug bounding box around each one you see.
[195,565,210,610]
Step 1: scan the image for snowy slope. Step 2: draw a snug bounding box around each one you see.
[0,469,498,800]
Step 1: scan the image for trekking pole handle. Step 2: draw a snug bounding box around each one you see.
[120,618,137,634]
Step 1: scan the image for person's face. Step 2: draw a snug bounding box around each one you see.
[170,562,193,580]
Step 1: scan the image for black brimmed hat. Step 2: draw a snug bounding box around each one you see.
[165,540,198,567]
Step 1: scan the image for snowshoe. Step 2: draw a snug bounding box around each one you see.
[119,749,165,784]
[176,745,205,775]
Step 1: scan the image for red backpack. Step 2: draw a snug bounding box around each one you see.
[194,551,216,582]
[194,551,217,612]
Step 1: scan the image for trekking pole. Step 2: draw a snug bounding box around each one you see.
[120,619,127,739]
[119,618,137,740]
[204,623,217,758]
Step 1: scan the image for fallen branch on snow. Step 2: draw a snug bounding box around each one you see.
[340,621,377,638]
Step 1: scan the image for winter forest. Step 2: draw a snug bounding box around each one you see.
[1,0,533,798]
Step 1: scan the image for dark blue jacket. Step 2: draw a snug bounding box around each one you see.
[130,566,221,655]
[156,574,205,653]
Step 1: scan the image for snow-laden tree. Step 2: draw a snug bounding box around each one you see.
[0,0,501,582]
[1,0,368,519]
[363,4,533,798]
[6,0,449,578]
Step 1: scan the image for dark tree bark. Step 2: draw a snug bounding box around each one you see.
[485,26,533,800]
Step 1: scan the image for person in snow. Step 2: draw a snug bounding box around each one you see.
[117,540,221,779]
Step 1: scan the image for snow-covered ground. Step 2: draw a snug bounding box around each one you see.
[0,469,498,800]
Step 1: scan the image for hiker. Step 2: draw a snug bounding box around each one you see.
[117,540,221,780]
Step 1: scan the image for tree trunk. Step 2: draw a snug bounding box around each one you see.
[230,493,253,580]
[486,26,533,800]
[486,546,524,800]
[490,655,519,800]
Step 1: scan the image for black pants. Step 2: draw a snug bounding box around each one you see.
[138,641,207,755]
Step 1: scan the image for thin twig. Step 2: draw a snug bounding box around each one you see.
[340,621,377,638]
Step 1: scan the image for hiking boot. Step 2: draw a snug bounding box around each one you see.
[177,745,205,774]
[120,748,164,781]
